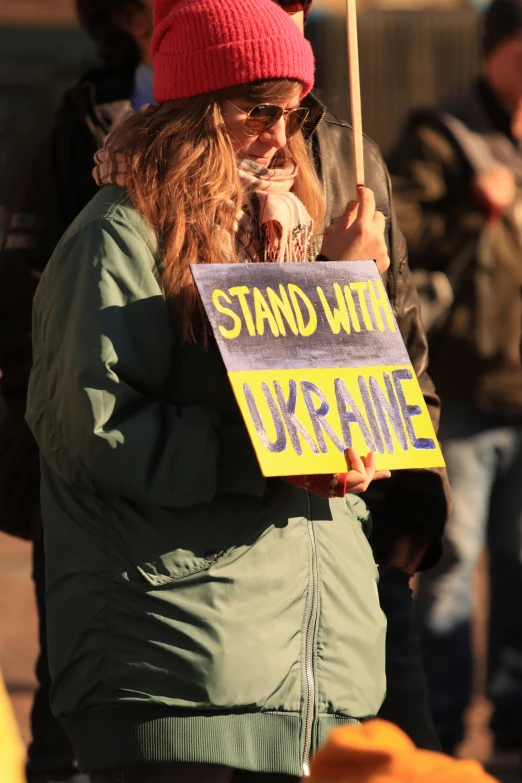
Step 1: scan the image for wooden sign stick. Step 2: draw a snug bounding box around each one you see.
[346,0,365,192]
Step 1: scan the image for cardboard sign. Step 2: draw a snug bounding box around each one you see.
[191,261,445,477]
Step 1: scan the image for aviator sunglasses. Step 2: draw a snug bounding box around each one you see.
[226,100,310,138]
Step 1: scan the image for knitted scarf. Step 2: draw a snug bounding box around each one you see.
[235,159,313,264]
[93,148,313,264]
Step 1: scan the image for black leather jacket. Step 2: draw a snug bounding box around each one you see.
[305,93,450,569]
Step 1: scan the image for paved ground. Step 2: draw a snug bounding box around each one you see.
[1,531,519,781]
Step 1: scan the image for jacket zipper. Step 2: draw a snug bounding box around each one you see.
[302,490,318,777]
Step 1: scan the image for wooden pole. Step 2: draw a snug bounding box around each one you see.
[346,0,365,193]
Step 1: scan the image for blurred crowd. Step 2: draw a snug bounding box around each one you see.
[0,0,522,781]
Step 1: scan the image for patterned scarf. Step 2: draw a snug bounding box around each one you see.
[93,148,313,264]
[235,159,313,264]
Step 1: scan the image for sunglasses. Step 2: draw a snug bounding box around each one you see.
[275,0,313,19]
[226,101,310,138]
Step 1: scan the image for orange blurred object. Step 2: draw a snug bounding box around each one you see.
[0,668,26,783]
[308,720,499,783]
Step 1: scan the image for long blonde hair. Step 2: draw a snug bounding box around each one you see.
[104,79,325,338]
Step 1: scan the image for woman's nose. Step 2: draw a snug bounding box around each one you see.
[259,116,287,149]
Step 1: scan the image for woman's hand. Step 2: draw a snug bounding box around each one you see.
[281,447,390,498]
[320,186,390,275]
[344,446,391,494]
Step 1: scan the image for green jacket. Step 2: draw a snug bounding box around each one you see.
[26,186,386,776]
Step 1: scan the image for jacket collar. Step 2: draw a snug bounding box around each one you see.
[302,91,327,139]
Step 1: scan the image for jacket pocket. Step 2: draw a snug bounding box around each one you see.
[136,548,222,586]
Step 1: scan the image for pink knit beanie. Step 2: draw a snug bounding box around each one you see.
[151,0,315,102]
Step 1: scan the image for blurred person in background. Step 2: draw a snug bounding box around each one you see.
[279,1,449,751]
[0,2,153,781]
[387,0,522,756]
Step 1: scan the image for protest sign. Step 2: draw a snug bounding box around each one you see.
[192,261,445,477]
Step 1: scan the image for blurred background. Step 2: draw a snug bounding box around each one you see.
[0,0,485,245]
[0,0,500,777]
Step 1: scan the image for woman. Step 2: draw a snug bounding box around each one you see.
[26,0,391,780]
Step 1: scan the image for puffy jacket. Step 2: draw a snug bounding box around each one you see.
[26,186,387,776]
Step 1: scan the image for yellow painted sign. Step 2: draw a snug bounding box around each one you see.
[192,261,445,477]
